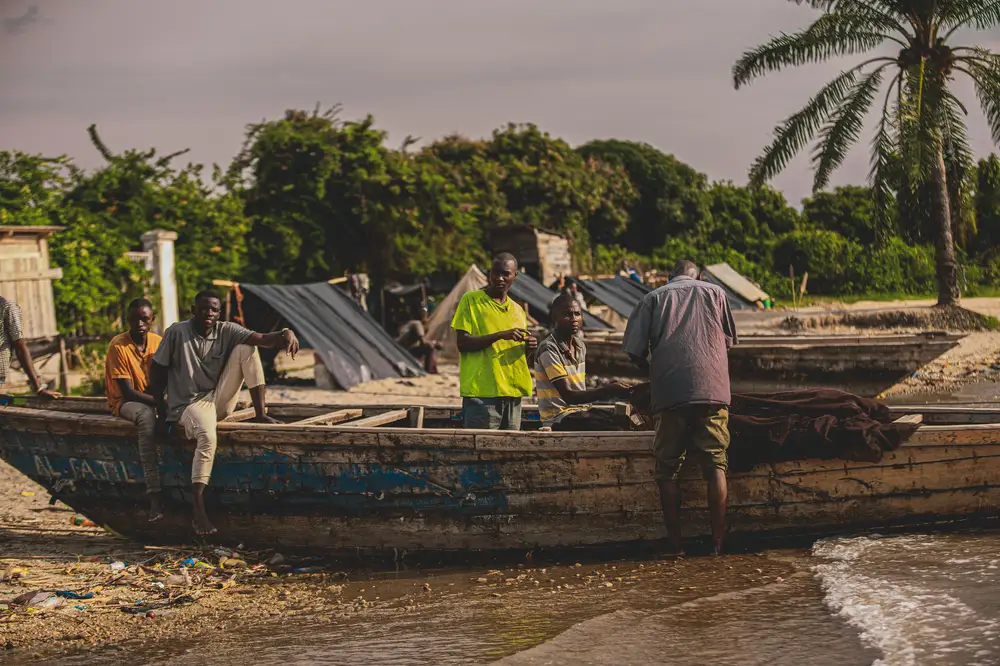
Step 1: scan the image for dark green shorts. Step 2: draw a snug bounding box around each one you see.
[653,404,730,481]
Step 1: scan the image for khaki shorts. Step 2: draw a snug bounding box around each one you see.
[653,404,730,481]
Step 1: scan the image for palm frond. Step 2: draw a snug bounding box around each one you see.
[812,66,887,191]
[941,91,974,172]
[896,64,945,191]
[942,0,1000,35]
[941,91,977,245]
[786,0,912,37]
[747,68,863,186]
[733,11,896,88]
[963,59,1000,143]
[869,76,900,241]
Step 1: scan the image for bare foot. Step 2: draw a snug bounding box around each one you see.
[192,507,217,536]
[192,518,217,536]
[148,492,164,522]
[252,414,281,425]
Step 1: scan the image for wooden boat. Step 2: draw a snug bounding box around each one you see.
[584,331,965,396]
[1,396,998,552]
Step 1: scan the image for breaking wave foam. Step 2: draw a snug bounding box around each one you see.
[813,535,1000,666]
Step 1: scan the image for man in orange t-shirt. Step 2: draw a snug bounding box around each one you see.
[105,298,163,520]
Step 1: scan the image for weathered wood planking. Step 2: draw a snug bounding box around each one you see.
[292,409,363,426]
[2,404,999,551]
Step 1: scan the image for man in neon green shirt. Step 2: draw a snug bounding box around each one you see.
[451,253,537,429]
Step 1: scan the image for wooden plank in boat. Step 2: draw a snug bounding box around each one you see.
[220,427,380,448]
[408,407,425,429]
[906,424,1000,446]
[892,413,923,425]
[473,431,651,453]
[222,408,259,423]
[339,409,410,428]
[291,409,364,426]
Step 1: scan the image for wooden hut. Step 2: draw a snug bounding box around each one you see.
[0,226,62,340]
[0,226,63,390]
[487,226,573,286]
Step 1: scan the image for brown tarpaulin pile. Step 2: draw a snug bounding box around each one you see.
[631,388,920,472]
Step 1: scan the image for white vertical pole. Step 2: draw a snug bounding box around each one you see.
[141,229,180,333]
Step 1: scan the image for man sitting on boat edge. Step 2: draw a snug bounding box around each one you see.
[535,292,632,431]
[148,289,300,536]
[452,253,537,430]
[105,298,163,521]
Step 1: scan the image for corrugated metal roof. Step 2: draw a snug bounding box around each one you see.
[240,282,424,390]
[703,263,769,303]
[509,272,613,330]
[577,276,651,318]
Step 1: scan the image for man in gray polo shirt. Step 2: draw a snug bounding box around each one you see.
[149,289,299,535]
[622,260,737,555]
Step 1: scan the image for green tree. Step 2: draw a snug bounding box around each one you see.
[801,185,877,244]
[733,0,1000,305]
[68,126,249,310]
[703,182,799,264]
[0,149,144,333]
[233,108,486,284]
[0,151,70,227]
[425,124,636,268]
[974,153,1000,257]
[576,139,711,251]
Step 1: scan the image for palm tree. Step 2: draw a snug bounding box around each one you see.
[734,0,1000,306]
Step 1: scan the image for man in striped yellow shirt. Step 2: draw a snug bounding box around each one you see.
[534,293,631,430]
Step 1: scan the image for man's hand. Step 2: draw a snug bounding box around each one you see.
[282,329,300,359]
[604,381,632,398]
[498,328,529,342]
[36,388,61,400]
[524,334,538,356]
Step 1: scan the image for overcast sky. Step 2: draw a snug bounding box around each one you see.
[2,0,998,204]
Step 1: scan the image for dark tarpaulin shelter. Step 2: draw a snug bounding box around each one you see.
[239,282,424,390]
[508,272,612,330]
[576,277,651,318]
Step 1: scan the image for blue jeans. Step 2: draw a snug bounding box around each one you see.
[462,397,522,431]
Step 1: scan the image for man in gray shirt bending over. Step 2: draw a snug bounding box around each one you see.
[149,290,299,536]
[622,260,737,555]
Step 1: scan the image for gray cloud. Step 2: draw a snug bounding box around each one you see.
[3,5,41,35]
[1,0,999,204]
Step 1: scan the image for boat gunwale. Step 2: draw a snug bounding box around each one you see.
[2,405,998,453]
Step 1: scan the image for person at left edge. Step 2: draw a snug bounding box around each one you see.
[148,290,299,537]
[0,295,61,400]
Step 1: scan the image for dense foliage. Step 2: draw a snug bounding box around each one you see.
[1,108,998,336]
[1,126,249,334]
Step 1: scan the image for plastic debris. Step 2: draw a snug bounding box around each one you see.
[13,591,51,607]
[38,597,65,610]
[55,591,94,600]
[20,491,35,497]
[109,561,126,572]
[71,516,98,527]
